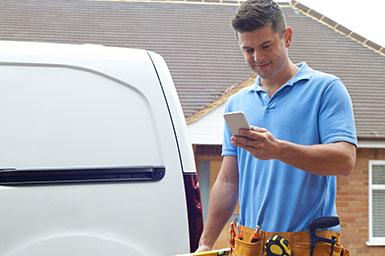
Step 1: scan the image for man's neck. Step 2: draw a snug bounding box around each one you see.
[260,61,300,97]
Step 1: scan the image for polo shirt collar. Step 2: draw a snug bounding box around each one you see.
[249,62,312,92]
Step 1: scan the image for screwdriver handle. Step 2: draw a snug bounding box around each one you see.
[229,222,236,248]
[232,217,243,240]
[249,231,260,243]
[236,233,244,240]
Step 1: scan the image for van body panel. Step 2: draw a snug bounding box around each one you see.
[147,51,196,174]
[7,235,146,256]
[0,41,196,255]
[0,65,164,167]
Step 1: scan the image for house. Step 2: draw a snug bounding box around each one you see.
[0,0,384,254]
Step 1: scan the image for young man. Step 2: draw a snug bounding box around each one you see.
[197,0,357,254]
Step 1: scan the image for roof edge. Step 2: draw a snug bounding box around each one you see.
[186,73,256,124]
[290,0,385,56]
[92,0,242,6]
[93,0,291,7]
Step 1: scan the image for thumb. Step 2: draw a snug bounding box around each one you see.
[250,126,267,133]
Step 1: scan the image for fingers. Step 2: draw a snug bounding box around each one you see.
[231,135,260,156]
[231,137,267,160]
[237,126,266,138]
[231,135,254,146]
[231,126,276,161]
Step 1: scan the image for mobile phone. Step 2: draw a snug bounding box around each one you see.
[223,111,250,136]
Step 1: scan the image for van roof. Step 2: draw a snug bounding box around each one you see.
[0,40,150,63]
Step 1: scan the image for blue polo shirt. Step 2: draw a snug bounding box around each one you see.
[222,62,357,232]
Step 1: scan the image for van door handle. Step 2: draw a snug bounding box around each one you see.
[0,166,165,185]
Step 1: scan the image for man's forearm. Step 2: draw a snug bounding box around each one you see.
[276,140,356,176]
[234,127,356,176]
[198,178,239,249]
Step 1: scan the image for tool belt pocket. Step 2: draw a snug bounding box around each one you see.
[294,241,345,256]
[233,237,262,256]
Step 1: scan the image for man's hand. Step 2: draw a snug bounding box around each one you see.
[195,244,212,253]
[231,126,281,160]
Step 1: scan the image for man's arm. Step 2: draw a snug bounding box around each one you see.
[233,126,356,176]
[196,156,239,252]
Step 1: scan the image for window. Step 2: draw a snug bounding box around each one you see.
[198,160,210,223]
[368,160,385,246]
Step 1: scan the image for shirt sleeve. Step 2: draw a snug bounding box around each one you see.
[318,79,357,146]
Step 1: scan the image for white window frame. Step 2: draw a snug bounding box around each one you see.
[367,160,385,246]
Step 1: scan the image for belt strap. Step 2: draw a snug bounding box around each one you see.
[239,224,341,249]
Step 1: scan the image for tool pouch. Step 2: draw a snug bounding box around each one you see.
[231,224,350,256]
[233,237,262,256]
[293,240,344,256]
[290,231,348,256]
[232,225,263,256]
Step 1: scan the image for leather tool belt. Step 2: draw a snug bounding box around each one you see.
[231,224,350,256]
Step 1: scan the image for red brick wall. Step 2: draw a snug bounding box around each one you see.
[338,148,385,255]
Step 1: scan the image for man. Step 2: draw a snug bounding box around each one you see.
[197,0,357,254]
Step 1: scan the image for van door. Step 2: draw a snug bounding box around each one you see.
[0,43,191,255]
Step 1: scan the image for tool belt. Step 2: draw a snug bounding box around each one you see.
[231,224,350,256]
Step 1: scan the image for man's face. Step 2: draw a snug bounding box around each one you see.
[238,25,292,81]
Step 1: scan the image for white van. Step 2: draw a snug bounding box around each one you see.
[0,41,203,256]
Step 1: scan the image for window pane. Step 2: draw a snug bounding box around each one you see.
[373,165,385,185]
[373,190,385,237]
[198,161,210,223]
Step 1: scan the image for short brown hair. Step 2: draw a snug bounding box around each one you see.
[231,0,287,37]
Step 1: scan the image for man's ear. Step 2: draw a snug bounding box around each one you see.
[283,27,293,48]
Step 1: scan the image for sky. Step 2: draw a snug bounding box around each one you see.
[297,0,385,48]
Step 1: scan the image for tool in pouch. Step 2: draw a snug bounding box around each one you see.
[265,235,292,256]
[229,217,262,255]
[249,224,261,243]
[229,217,243,254]
[308,216,340,256]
